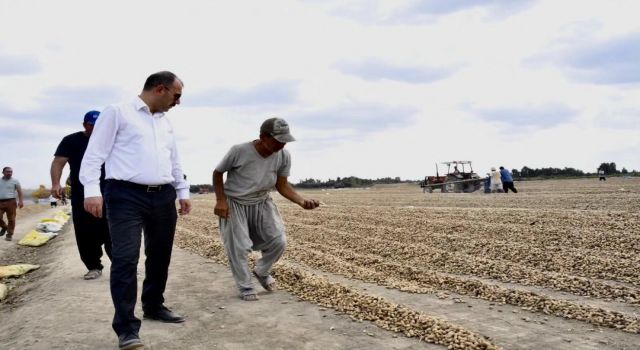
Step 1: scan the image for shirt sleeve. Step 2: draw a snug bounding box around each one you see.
[215,145,239,173]
[168,124,190,200]
[80,105,118,198]
[277,149,291,177]
[54,135,72,157]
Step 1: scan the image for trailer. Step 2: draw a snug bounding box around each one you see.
[420,161,485,193]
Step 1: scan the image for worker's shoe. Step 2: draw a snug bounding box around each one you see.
[118,333,144,350]
[4,234,12,241]
[0,227,6,236]
[83,269,102,280]
[143,305,185,323]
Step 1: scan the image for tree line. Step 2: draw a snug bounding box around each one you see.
[189,176,406,192]
[188,162,637,192]
[294,176,406,189]
[513,162,637,178]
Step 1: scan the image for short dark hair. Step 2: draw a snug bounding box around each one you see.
[2,167,11,172]
[499,166,504,170]
[142,71,182,91]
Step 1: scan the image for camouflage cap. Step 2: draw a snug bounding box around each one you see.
[260,117,296,143]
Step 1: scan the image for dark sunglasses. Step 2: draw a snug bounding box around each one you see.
[163,85,182,100]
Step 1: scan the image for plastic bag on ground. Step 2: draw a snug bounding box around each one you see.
[36,222,63,233]
[18,230,55,247]
[40,218,66,225]
[0,283,8,301]
[0,264,40,278]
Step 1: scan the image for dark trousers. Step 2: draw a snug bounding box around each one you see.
[0,199,17,234]
[502,181,518,193]
[71,200,112,270]
[104,181,178,336]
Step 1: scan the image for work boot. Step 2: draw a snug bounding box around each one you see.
[143,305,185,323]
[118,333,144,350]
[5,234,13,241]
[83,269,102,280]
[0,227,6,236]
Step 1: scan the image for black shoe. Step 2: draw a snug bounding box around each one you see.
[143,305,185,323]
[0,228,6,237]
[118,333,144,350]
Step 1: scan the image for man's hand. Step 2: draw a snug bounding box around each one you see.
[300,198,320,210]
[214,198,230,218]
[51,184,63,199]
[18,200,24,209]
[179,199,192,215]
[84,196,103,218]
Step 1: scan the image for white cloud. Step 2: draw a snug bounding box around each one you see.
[1,0,640,188]
[0,48,41,76]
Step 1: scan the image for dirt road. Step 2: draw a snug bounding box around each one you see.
[0,206,429,350]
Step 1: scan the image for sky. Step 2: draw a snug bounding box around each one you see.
[1,0,639,188]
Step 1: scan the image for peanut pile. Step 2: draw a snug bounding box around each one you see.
[176,177,640,348]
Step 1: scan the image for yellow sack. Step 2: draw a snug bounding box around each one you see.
[0,264,40,278]
[40,218,65,224]
[18,230,52,247]
[0,283,8,301]
[56,210,70,219]
[53,211,70,223]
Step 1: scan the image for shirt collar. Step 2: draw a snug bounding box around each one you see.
[134,96,165,118]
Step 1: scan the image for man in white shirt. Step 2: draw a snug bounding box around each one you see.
[598,169,606,181]
[80,71,191,350]
[490,167,503,193]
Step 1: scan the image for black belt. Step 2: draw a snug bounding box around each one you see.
[0,198,16,202]
[107,180,170,193]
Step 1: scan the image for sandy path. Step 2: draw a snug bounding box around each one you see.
[0,208,430,350]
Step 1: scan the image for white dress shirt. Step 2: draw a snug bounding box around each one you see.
[80,97,190,199]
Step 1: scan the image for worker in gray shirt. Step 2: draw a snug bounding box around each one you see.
[213,117,320,301]
[0,166,24,241]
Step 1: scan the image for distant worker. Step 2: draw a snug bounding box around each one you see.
[50,110,112,280]
[0,166,24,241]
[598,169,606,181]
[483,173,491,194]
[499,166,518,193]
[490,167,503,193]
[213,117,320,301]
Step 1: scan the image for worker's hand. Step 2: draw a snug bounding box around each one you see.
[18,200,24,209]
[179,199,192,215]
[51,184,63,199]
[84,196,103,218]
[214,198,230,219]
[299,198,320,210]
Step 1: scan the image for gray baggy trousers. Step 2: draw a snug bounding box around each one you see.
[219,197,287,295]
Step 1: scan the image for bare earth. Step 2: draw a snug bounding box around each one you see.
[1,177,639,349]
[0,207,428,350]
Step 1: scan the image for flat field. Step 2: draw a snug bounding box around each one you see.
[176,177,640,350]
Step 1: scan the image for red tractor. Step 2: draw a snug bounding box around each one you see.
[420,161,484,193]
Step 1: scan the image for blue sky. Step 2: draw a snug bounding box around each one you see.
[1,0,639,188]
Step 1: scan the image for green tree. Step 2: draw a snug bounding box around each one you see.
[32,185,51,202]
